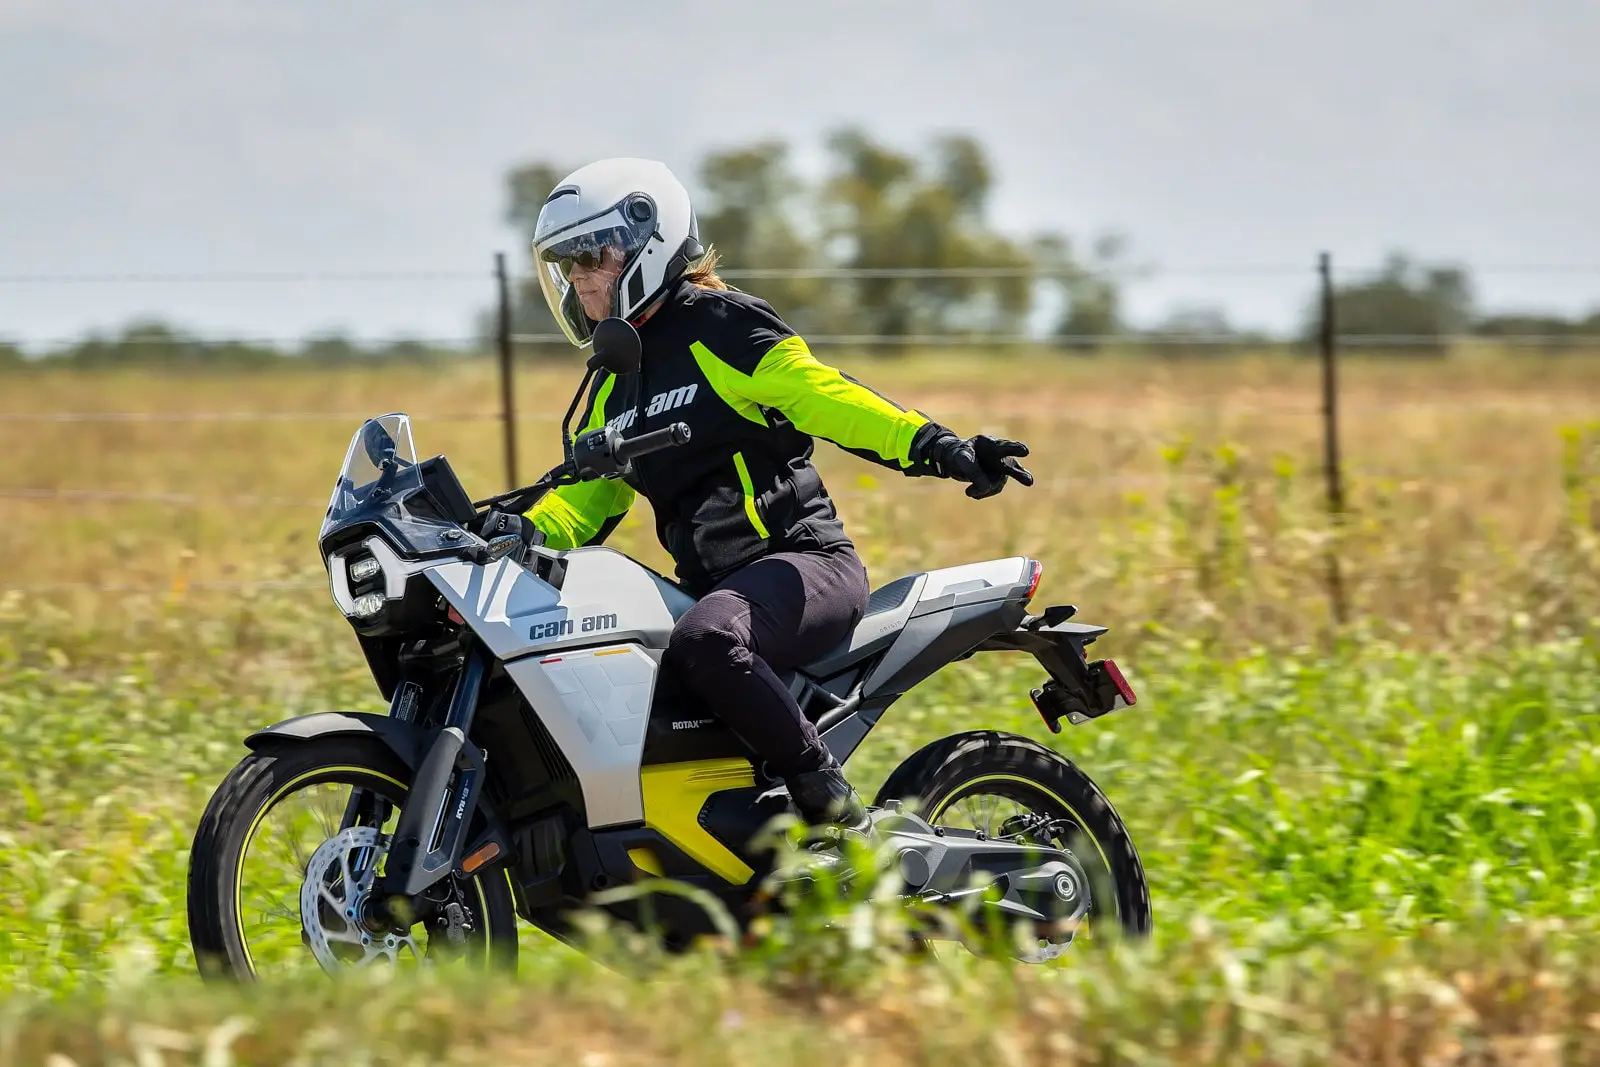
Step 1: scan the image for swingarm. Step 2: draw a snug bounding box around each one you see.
[866,804,1092,940]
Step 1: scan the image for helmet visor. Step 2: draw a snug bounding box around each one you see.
[534,205,654,346]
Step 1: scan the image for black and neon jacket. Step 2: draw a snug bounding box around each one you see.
[530,279,935,595]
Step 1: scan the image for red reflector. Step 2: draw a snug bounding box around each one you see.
[1102,658,1136,706]
[1024,561,1044,599]
[540,656,563,664]
[446,606,465,625]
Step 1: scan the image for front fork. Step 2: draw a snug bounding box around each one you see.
[340,640,509,923]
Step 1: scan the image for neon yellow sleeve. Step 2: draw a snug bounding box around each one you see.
[690,335,929,468]
[528,374,636,549]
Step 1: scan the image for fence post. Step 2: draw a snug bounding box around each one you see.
[495,252,518,489]
[1318,250,1348,626]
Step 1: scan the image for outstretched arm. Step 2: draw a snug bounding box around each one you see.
[691,335,934,472]
[691,333,1033,496]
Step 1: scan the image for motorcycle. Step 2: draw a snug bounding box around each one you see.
[185,318,1151,978]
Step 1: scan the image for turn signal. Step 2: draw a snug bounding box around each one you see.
[461,841,502,874]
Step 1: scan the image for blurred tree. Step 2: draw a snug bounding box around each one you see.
[500,161,574,352]
[300,332,364,366]
[493,131,1122,355]
[1475,308,1600,352]
[1147,303,1238,358]
[819,128,1034,349]
[45,320,286,369]
[1033,233,1134,351]
[0,341,25,370]
[696,142,823,328]
[62,320,184,368]
[1306,251,1475,355]
[1153,304,1235,337]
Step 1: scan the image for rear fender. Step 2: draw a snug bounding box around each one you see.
[978,619,1132,730]
[977,620,1101,685]
[245,712,428,772]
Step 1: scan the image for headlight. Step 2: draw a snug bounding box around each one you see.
[349,556,382,583]
[350,592,386,619]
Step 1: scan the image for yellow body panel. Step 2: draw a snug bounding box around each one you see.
[628,847,665,877]
[639,758,758,884]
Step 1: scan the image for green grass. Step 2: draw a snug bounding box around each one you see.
[3,591,1597,997]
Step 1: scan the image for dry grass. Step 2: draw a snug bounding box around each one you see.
[2,351,1597,662]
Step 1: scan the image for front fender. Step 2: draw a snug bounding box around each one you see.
[245,712,516,885]
[245,712,427,771]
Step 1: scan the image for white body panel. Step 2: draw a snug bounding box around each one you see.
[917,558,1031,603]
[503,645,657,827]
[425,546,691,663]
[424,547,694,829]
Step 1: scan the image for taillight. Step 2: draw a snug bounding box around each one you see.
[1024,561,1044,600]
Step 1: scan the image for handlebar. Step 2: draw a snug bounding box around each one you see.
[614,421,691,464]
[473,421,693,515]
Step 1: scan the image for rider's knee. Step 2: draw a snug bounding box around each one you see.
[665,605,745,672]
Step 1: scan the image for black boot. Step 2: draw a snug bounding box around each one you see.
[784,760,871,835]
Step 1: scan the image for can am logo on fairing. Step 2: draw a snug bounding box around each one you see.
[529,613,619,641]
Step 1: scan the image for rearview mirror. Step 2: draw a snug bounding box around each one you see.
[360,419,398,468]
[587,317,642,375]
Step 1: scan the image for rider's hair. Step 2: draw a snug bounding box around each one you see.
[682,245,731,291]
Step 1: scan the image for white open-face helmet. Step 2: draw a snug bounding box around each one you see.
[532,158,703,347]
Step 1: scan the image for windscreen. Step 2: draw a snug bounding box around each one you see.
[320,414,472,556]
[327,413,416,515]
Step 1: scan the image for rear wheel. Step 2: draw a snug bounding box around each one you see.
[186,735,518,979]
[875,730,1151,957]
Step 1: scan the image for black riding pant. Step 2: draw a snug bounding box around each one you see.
[660,544,870,778]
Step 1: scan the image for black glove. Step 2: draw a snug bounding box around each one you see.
[911,423,1034,499]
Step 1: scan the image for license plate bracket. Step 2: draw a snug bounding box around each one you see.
[1030,659,1136,733]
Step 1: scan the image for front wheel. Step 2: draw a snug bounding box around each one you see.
[186,734,518,980]
[875,730,1152,956]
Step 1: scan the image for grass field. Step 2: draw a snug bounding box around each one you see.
[1,352,1598,1063]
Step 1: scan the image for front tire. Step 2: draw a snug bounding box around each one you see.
[186,734,518,979]
[875,730,1152,944]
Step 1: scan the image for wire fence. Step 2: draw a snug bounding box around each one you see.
[6,259,1600,353]
[10,333,1600,351]
[5,256,1598,612]
[2,395,1595,425]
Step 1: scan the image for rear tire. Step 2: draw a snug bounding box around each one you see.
[186,735,519,980]
[875,730,1152,941]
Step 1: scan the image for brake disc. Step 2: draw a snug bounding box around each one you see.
[299,826,423,974]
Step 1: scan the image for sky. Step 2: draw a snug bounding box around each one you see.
[2,0,1597,348]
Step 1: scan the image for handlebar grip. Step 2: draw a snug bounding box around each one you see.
[614,421,692,464]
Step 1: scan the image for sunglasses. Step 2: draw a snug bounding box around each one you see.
[540,227,632,279]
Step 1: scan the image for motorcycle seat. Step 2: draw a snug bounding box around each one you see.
[800,571,927,678]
